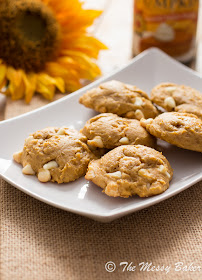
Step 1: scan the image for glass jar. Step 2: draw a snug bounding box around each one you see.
[133,0,199,63]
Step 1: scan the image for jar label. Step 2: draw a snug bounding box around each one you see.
[134,0,199,60]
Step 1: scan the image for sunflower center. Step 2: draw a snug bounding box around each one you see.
[17,11,47,42]
[0,0,61,72]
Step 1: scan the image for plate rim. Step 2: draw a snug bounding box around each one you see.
[1,170,202,222]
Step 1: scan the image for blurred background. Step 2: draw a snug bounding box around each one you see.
[1,0,202,119]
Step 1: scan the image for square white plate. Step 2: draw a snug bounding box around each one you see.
[0,48,201,222]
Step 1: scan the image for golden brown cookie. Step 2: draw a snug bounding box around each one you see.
[81,113,156,149]
[175,104,202,120]
[79,80,158,120]
[141,112,202,153]
[151,83,202,113]
[13,127,95,183]
[85,145,173,198]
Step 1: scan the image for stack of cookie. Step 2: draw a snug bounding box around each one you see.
[13,80,202,199]
[80,80,202,198]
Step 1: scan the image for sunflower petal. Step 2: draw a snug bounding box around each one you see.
[45,62,81,88]
[62,36,107,59]
[64,81,81,92]
[57,56,96,80]
[54,77,65,92]
[15,80,25,100]
[22,73,37,103]
[58,10,102,30]
[7,67,22,88]
[0,78,7,91]
[61,50,101,78]
[37,73,65,93]
[36,82,55,100]
[2,0,107,102]
[8,80,25,100]
[0,64,7,87]
[7,68,25,100]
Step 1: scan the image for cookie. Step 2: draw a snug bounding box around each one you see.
[141,112,202,153]
[151,83,202,112]
[79,80,158,120]
[13,127,95,183]
[81,113,156,149]
[175,104,202,120]
[85,145,173,198]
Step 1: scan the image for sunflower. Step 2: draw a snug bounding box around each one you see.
[0,0,107,103]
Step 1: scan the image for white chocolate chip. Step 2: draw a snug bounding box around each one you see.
[22,164,35,175]
[13,150,23,163]
[164,97,176,109]
[135,109,144,120]
[138,169,147,177]
[38,169,51,182]
[87,136,104,148]
[107,171,122,179]
[25,136,34,145]
[134,97,143,107]
[140,118,153,128]
[159,165,167,173]
[57,128,66,135]
[165,86,177,93]
[43,160,58,170]
[146,183,150,189]
[165,171,171,178]
[105,182,119,197]
[119,137,129,144]
[146,118,153,123]
[88,170,95,178]
[138,169,153,180]
[159,165,170,178]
